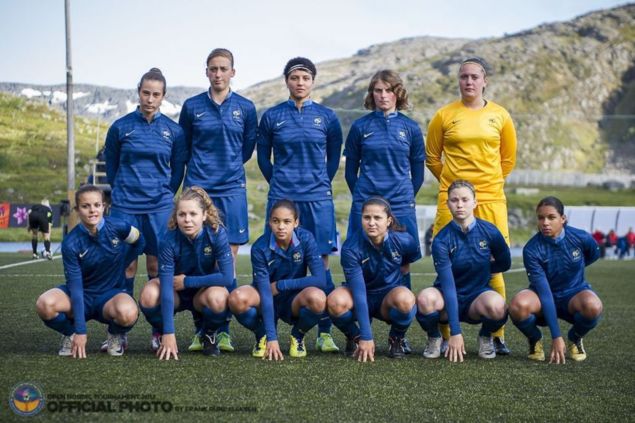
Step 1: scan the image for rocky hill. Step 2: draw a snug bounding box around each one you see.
[2,4,634,173]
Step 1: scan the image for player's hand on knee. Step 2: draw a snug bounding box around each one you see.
[264,340,284,361]
[158,334,179,361]
[72,334,87,359]
[549,336,566,365]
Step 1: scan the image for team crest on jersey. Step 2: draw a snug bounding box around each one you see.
[488,117,497,126]
[479,240,488,249]
[293,251,302,263]
[111,238,120,247]
[391,250,402,262]
[162,130,171,140]
[572,248,582,261]
[232,110,242,121]
[399,130,406,140]
[313,117,322,126]
[204,246,213,256]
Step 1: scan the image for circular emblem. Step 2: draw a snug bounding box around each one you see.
[9,383,45,416]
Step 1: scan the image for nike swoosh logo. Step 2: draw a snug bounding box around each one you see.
[361,257,369,264]
[124,130,135,137]
[276,121,286,127]
[239,229,246,233]
[195,112,206,119]
[79,250,89,258]
[268,260,275,266]
[363,132,374,138]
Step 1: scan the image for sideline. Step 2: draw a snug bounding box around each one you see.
[0,255,62,271]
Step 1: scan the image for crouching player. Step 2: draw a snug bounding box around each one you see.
[328,197,418,362]
[416,180,511,362]
[35,185,144,358]
[139,187,233,359]
[510,196,603,363]
[228,199,327,360]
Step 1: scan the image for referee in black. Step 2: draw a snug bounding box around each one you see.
[28,199,53,259]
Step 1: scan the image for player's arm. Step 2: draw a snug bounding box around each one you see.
[184,229,234,289]
[582,231,601,266]
[62,244,87,359]
[252,248,279,344]
[104,124,121,186]
[343,123,362,193]
[256,114,274,182]
[178,100,194,163]
[489,228,512,274]
[325,111,343,181]
[499,112,517,178]
[276,234,326,292]
[523,249,561,341]
[409,121,426,195]
[157,241,178,360]
[169,127,187,193]
[242,102,258,163]
[425,112,444,181]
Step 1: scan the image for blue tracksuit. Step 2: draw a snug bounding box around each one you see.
[432,218,511,335]
[158,226,234,334]
[61,217,144,334]
[251,227,326,341]
[105,109,187,213]
[341,230,419,341]
[179,91,258,196]
[522,225,600,338]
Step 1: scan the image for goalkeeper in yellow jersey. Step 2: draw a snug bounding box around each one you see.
[425,57,517,355]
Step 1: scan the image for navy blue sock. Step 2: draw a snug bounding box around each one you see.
[140,304,162,334]
[108,320,134,335]
[31,239,38,255]
[43,313,74,336]
[191,310,203,333]
[513,315,542,343]
[331,310,360,339]
[416,311,441,338]
[235,307,265,339]
[291,307,321,339]
[402,272,412,290]
[201,307,230,333]
[124,277,135,296]
[479,314,508,337]
[44,240,51,253]
[318,270,334,334]
[568,312,600,343]
[388,305,416,338]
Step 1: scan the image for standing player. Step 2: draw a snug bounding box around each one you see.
[179,48,257,353]
[426,57,517,354]
[139,187,234,359]
[510,197,603,363]
[228,199,328,359]
[28,199,53,259]
[327,197,419,362]
[416,180,511,362]
[35,185,144,358]
[257,57,342,353]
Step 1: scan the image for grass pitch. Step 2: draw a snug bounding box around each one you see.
[1,253,634,422]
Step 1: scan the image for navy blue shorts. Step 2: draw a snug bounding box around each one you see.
[273,289,301,325]
[110,208,171,256]
[436,286,492,324]
[57,284,128,324]
[266,199,338,255]
[211,193,249,245]
[532,285,593,325]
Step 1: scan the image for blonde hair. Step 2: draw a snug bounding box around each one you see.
[168,187,223,232]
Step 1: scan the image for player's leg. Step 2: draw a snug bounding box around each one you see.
[228,285,265,357]
[326,287,359,357]
[416,287,445,358]
[432,204,453,350]
[138,279,181,352]
[468,290,508,359]
[380,286,416,359]
[566,290,603,361]
[194,286,231,356]
[289,287,327,357]
[35,286,74,355]
[509,289,545,361]
[101,292,139,356]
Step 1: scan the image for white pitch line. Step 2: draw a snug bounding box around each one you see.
[0,255,62,270]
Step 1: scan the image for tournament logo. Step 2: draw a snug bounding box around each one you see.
[9,383,45,417]
[204,246,213,256]
[293,251,302,263]
[479,240,488,249]
[313,117,322,126]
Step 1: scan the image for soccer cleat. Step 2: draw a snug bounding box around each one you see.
[217,331,235,352]
[188,332,203,352]
[107,333,125,356]
[423,336,443,359]
[527,338,545,361]
[202,331,220,357]
[345,336,360,358]
[440,339,449,355]
[494,336,511,355]
[290,335,307,358]
[101,333,127,353]
[478,336,496,359]
[45,251,53,260]
[388,336,407,359]
[151,332,162,352]
[568,338,587,362]
[315,332,340,352]
[252,335,267,358]
[58,334,74,356]
[32,253,39,260]
[402,337,413,354]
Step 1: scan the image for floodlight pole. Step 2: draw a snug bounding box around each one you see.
[65,0,77,231]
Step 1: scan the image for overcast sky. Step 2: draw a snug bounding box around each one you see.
[0,0,628,90]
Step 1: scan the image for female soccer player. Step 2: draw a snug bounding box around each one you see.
[179,48,257,353]
[257,57,342,353]
[426,57,517,354]
[416,180,511,362]
[35,185,144,358]
[510,197,603,363]
[139,187,234,360]
[228,199,328,360]
[327,197,419,362]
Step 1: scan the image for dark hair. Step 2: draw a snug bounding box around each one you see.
[74,184,105,208]
[206,48,234,68]
[447,179,476,198]
[137,67,166,95]
[460,57,490,76]
[361,196,404,232]
[270,199,299,221]
[283,57,316,80]
[364,70,409,110]
[536,196,565,216]
[168,186,223,231]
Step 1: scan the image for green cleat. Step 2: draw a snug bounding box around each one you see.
[188,333,203,352]
[315,332,340,352]
[290,335,307,358]
[217,331,235,352]
[252,335,266,358]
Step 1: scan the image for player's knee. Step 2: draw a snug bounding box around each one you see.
[509,296,530,320]
[581,297,603,319]
[305,289,326,313]
[327,292,350,316]
[228,290,249,313]
[206,292,229,313]
[115,302,138,326]
[139,284,159,308]
[35,294,56,319]
[416,290,435,313]
[394,290,415,312]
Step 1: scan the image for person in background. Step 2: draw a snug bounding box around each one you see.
[28,199,53,260]
[591,229,606,258]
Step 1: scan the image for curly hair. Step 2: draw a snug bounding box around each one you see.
[168,186,223,232]
[363,70,409,111]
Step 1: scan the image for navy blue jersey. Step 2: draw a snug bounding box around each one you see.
[432,218,511,335]
[250,227,326,341]
[158,225,234,334]
[523,225,600,338]
[344,111,425,210]
[179,91,258,196]
[341,230,419,340]
[61,217,143,334]
[257,100,343,201]
[105,109,187,213]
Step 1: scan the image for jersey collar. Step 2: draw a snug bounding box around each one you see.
[269,230,300,254]
[373,110,398,119]
[287,98,313,108]
[79,218,105,236]
[134,107,162,122]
